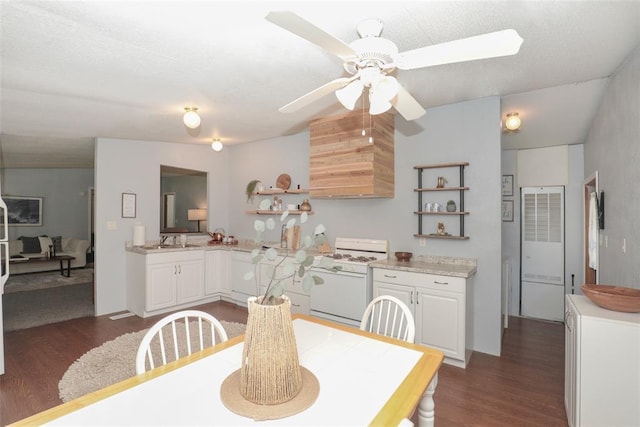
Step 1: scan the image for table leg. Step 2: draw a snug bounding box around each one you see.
[418,373,438,427]
[59,259,71,277]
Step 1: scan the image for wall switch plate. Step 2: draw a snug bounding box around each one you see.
[107,221,117,230]
[419,238,426,247]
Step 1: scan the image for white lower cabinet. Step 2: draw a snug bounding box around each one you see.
[126,250,206,318]
[205,250,230,299]
[373,268,473,368]
[259,256,310,315]
[229,251,257,306]
[564,295,640,427]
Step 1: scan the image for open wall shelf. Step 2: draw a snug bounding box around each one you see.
[414,162,469,240]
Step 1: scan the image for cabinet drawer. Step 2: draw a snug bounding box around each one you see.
[146,250,204,265]
[373,268,466,293]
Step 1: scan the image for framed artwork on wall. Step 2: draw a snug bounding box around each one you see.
[502,175,514,197]
[4,196,43,226]
[122,193,136,218]
[502,200,514,222]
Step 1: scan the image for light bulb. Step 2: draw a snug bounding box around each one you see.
[336,80,364,110]
[373,76,399,101]
[211,139,223,151]
[505,112,521,131]
[183,107,201,129]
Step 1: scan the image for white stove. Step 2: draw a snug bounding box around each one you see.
[323,237,388,274]
[310,237,388,326]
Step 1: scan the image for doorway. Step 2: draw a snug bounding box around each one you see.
[583,173,598,285]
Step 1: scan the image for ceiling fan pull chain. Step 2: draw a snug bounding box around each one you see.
[369,110,374,144]
[361,95,366,136]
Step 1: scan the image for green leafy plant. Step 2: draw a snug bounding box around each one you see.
[246,180,260,203]
[244,198,337,305]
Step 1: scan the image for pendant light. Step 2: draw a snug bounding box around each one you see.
[183,107,201,129]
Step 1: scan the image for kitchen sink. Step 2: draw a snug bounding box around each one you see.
[142,243,201,250]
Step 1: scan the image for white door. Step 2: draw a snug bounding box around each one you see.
[521,186,565,321]
[0,193,9,374]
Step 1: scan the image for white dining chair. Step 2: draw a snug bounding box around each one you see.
[360,295,416,343]
[135,310,229,374]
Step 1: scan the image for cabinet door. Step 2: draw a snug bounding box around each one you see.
[147,263,177,311]
[229,252,256,305]
[416,289,464,359]
[205,250,228,295]
[177,259,204,304]
[373,281,415,312]
[564,299,577,427]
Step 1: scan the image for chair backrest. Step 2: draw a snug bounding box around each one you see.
[135,310,229,374]
[360,295,415,343]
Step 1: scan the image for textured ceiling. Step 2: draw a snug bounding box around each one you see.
[1,1,639,167]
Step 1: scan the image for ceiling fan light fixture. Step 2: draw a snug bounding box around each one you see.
[211,138,223,151]
[336,80,364,110]
[505,112,521,131]
[183,107,201,129]
[373,75,399,101]
[369,92,393,115]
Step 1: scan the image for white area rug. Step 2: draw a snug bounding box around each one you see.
[58,320,246,403]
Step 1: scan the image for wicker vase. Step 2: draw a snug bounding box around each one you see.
[240,295,302,405]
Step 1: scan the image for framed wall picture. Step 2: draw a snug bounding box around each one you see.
[122,193,136,218]
[4,196,43,226]
[502,200,514,222]
[502,175,514,197]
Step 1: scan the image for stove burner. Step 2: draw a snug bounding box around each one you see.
[328,253,378,263]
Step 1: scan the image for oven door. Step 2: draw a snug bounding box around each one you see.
[309,268,370,327]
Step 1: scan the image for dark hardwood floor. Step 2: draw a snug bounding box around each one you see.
[1,302,567,426]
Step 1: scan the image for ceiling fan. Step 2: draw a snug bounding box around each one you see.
[266,11,523,121]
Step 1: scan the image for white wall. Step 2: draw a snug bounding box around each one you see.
[584,45,639,288]
[95,97,505,356]
[228,97,505,356]
[95,139,230,315]
[1,168,93,240]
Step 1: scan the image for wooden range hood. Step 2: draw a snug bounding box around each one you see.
[309,111,394,198]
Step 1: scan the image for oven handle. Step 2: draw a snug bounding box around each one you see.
[310,268,365,278]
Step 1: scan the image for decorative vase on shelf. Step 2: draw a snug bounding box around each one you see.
[299,199,312,212]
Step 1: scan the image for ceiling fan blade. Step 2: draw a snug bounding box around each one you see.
[391,84,426,121]
[266,11,357,61]
[279,77,353,113]
[396,29,523,70]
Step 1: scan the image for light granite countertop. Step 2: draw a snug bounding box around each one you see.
[125,239,329,257]
[370,255,477,278]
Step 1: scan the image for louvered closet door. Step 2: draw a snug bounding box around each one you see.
[521,186,565,321]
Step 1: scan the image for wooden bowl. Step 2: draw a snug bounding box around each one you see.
[581,284,640,313]
[395,252,413,262]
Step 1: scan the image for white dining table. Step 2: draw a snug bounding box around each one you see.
[12,314,443,427]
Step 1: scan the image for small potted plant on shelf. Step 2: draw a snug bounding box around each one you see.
[446,200,457,212]
[245,180,261,203]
